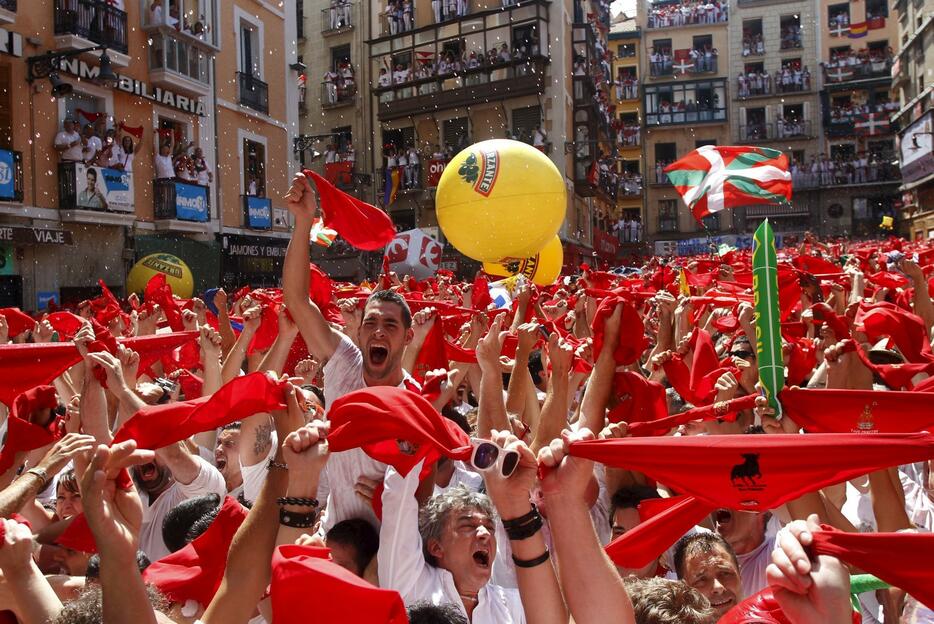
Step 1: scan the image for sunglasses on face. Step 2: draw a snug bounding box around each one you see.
[470,439,520,478]
[731,350,755,360]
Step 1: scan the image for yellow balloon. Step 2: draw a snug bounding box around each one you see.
[436,139,566,262]
[126,253,194,299]
[483,236,564,286]
[880,216,894,229]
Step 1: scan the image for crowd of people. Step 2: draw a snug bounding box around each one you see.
[647,0,728,28]
[1,167,934,624]
[741,25,802,57]
[614,120,640,147]
[649,47,718,77]
[613,215,644,242]
[326,0,353,30]
[823,47,895,81]
[790,153,901,187]
[736,65,812,98]
[152,129,212,187]
[149,0,211,40]
[829,99,901,122]
[430,0,470,23]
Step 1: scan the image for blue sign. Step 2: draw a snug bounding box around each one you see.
[0,149,15,200]
[37,291,58,310]
[174,182,209,222]
[246,196,272,229]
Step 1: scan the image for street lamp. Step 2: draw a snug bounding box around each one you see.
[26,46,120,97]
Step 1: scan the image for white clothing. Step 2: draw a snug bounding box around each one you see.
[109,145,134,172]
[379,464,526,623]
[154,154,175,179]
[901,462,934,531]
[735,535,775,598]
[241,431,278,505]
[82,135,102,163]
[139,456,227,561]
[318,333,419,532]
[55,131,83,161]
[432,461,483,496]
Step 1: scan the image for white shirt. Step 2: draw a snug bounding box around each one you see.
[55,130,83,161]
[139,456,227,562]
[109,145,133,171]
[378,464,526,623]
[901,462,934,532]
[240,431,277,505]
[154,153,175,179]
[736,535,775,598]
[318,334,420,532]
[82,135,102,163]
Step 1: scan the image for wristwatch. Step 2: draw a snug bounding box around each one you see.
[25,467,49,490]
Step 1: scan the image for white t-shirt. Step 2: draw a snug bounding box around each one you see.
[154,153,175,179]
[109,145,135,172]
[735,535,775,598]
[82,135,102,163]
[241,432,277,506]
[139,456,227,562]
[318,333,419,532]
[55,131,83,161]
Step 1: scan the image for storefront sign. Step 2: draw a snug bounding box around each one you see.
[223,236,287,258]
[73,164,134,213]
[0,149,14,200]
[426,159,448,188]
[0,225,74,246]
[174,182,209,222]
[593,231,619,258]
[245,197,272,229]
[58,58,206,116]
[0,28,23,58]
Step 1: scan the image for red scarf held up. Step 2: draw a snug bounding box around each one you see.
[143,497,248,607]
[590,297,646,366]
[856,302,934,364]
[0,387,62,475]
[327,386,472,478]
[0,344,78,406]
[780,387,934,433]
[720,588,861,624]
[625,394,757,437]
[662,329,738,406]
[561,433,934,512]
[304,170,395,251]
[605,494,715,569]
[607,371,667,426]
[55,514,98,554]
[810,525,934,610]
[271,545,408,624]
[144,273,185,332]
[0,308,35,338]
[45,311,85,340]
[112,373,287,450]
[310,263,344,325]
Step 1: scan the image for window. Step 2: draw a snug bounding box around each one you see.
[331,44,351,71]
[513,23,540,56]
[443,117,469,152]
[382,127,415,160]
[654,142,676,183]
[239,20,261,77]
[331,126,352,154]
[868,40,889,56]
[156,116,191,151]
[830,143,856,161]
[744,61,765,74]
[617,43,636,57]
[868,139,895,157]
[866,0,889,19]
[619,112,638,125]
[692,35,712,52]
[828,3,850,30]
[695,139,717,148]
[511,105,543,144]
[644,79,727,125]
[700,213,720,231]
[150,33,209,84]
[243,138,266,197]
[742,107,766,140]
[658,200,678,232]
[780,15,802,49]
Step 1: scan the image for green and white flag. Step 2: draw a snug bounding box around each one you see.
[752,219,784,419]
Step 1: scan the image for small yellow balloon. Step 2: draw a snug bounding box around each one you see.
[126,253,194,299]
[483,235,564,286]
[880,215,894,229]
[436,139,566,262]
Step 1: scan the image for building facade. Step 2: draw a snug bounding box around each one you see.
[0,0,299,310]
[893,0,934,240]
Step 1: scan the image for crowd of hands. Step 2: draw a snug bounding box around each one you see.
[0,176,930,623]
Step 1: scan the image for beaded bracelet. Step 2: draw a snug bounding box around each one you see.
[276,496,319,508]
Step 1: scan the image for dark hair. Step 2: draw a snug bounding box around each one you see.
[161,493,221,553]
[86,168,97,181]
[301,384,326,408]
[54,583,166,624]
[364,289,412,328]
[406,602,469,624]
[441,406,472,435]
[609,485,662,522]
[673,532,739,580]
[57,469,80,496]
[85,550,150,580]
[622,577,716,624]
[325,518,379,575]
[221,421,242,432]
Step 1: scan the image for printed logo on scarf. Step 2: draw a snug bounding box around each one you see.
[854,402,878,433]
[730,453,765,505]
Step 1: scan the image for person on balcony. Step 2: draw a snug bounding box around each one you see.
[343,142,356,166]
[192,147,212,186]
[402,0,413,31]
[55,118,84,164]
[432,0,442,22]
[457,0,468,17]
[532,126,547,151]
[323,69,338,105]
[109,130,139,173]
[149,0,165,25]
[80,124,103,167]
[154,136,175,181]
[405,144,420,189]
[92,129,117,169]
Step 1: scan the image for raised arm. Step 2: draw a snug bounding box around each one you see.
[532,336,572,454]
[274,419,329,547]
[476,313,510,439]
[257,306,301,376]
[283,173,342,361]
[0,519,63,624]
[221,304,262,383]
[539,429,635,624]
[579,304,620,434]
[0,434,95,518]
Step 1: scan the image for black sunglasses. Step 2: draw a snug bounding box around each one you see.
[730,350,756,360]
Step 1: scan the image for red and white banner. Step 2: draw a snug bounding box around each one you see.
[384,228,444,280]
[426,159,448,188]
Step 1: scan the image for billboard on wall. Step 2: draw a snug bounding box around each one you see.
[245,196,272,229]
[174,182,209,222]
[74,164,134,213]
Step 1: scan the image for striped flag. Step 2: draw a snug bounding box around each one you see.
[383,167,401,206]
[664,146,792,222]
[309,217,338,247]
[848,21,868,37]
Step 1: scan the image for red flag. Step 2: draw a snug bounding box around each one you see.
[780,387,934,433]
[591,297,646,366]
[0,387,62,475]
[662,329,738,406]
[304,170,395,251]
[0,308,35,338]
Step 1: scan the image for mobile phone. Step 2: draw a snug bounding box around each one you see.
[538,325,551,340]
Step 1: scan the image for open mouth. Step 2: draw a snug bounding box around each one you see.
[472,550,490,568]
[709,596,734,609]
[215,456,227,471]
[714,509,733,526]
[368,344,389,366]
[138,463,158,482]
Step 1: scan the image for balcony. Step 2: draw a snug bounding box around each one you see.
[148,33,211,97]
[0,0,15,25]
[825,111,896,137]
[658,216,679,233]
[823,58,894,85]
[375,57,548,122]
[739,120,813,142]
[141,1,218,49]
[154,178,210,227]
[650,169,673,186]
[242,195,272,230]
[58,162,135,224]
[378,10,415,37]
[645,105,727,126]
[54,0,129,57]
[377,166,424,194]
[322,80,356,109]
[322,3,354,35]
[0,149,23,203]
[792,163,901,190]
[735,74,813,99]
[674,56,718,76]
[647,2,728,30]
[237,72,269,115]
[649,60,673,78]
